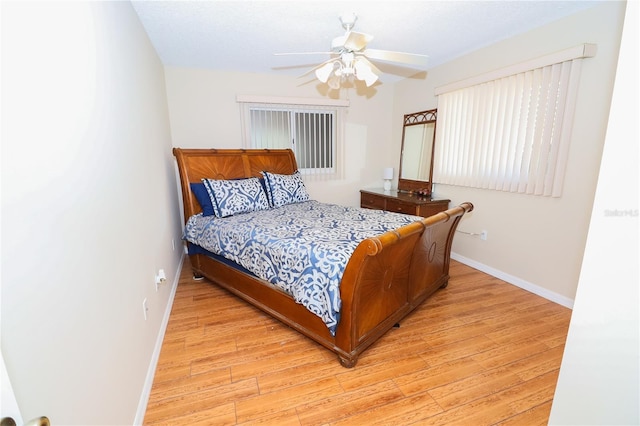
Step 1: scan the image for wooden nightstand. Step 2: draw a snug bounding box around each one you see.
[360,188,450,218]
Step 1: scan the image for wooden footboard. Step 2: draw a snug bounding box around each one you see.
[335,202,473,367]
[173,147,473,367]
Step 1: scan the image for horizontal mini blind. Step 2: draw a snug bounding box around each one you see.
[434,44,595,197]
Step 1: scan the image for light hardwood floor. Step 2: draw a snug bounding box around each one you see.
[144,258,571,425]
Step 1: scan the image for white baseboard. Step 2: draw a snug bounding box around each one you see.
[134,254,185,425]
[451,252,574,309]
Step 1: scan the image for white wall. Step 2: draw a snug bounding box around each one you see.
[393,2,626,303]
[549,1,639,423]
[164,67,397,208]
[1,2,182,424]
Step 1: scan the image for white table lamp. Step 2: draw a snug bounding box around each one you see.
[383,167,394,191]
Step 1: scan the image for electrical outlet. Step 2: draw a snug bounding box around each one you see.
[480,230,488,241]
[155,269,167,291]
[142,298,149,320]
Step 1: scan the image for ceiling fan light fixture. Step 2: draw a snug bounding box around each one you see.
[363,72,378,87]
[282,13,430,95]
[354,59,378,87]
[315,61,335,83]
[328,74,341,90]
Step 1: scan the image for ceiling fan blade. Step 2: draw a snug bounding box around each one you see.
[363,48,429,66]
[343,31,373,51]
[297,58,338,78]
[356,55,382,76]
[274,52,333,56]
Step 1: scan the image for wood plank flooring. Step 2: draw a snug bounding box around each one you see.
[144,258,571,425]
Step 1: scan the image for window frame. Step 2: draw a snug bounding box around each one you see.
[238,96,349,178]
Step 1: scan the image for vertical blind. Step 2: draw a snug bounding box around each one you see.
[238,96,348,179]
[247,105,336,173]
[434,44,595,197]
[293,111,334,170]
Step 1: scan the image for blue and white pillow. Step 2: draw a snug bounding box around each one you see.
[261,170,310,207]
[202,177,270,218]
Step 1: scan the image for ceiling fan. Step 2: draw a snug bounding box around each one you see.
[276,12,429,90]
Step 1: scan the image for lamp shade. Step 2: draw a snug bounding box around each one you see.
[354,60,379,87]
[315,62,335,83]
[383,167,394,180]
[362,70,379,87]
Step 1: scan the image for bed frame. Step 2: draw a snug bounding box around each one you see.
[173,148,473,367]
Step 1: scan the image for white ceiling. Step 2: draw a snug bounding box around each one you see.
[131,0,602,83]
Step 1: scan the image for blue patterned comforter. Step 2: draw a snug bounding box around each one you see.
[184,200,421,335]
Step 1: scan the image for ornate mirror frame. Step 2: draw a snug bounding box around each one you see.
[397,108,437,195]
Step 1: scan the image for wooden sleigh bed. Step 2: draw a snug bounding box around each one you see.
[173,148,473,367]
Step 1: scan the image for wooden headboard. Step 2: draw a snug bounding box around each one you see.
[173,148,298,223]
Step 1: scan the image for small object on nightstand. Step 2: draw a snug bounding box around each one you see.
[383,167,393,192]
[417,188,431,197]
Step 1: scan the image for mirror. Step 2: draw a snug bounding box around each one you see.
[398,109,437,195]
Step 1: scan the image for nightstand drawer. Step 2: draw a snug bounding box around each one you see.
[416,200,450,217]
[386,199,418,215]
[361,193,386,209]
[360,189,450,218]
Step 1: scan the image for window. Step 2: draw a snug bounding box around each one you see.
[248,107,335,171]
[238,96,348,177]
[433,44,596,197]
